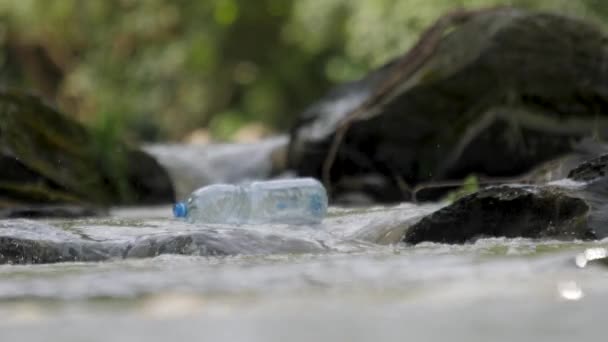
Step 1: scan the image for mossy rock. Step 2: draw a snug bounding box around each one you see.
[288,8,608,202]
[0,90,174,209]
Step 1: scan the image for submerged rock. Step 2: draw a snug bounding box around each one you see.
[0,219,326,264]
[0,203,438,264]
[288,8,608,202]
[0,91,175,214]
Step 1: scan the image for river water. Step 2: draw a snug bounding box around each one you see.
[0,204,606,341]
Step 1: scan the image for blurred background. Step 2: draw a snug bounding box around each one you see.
[0,0,606,145]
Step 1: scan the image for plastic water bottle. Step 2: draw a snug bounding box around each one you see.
[173,178,328,225]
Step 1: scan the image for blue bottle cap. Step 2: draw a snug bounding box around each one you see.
[173,202,188,218]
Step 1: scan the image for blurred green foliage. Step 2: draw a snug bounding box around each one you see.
[0,0,605,142]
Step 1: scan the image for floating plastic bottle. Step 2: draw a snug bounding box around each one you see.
[173,178,328,225]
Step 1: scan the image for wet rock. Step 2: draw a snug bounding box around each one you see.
[0,219,327,264]
[561,154,608,239]
[403,153,608,245]
[0,203,438,264]
[404,186,594,244]
[0,90,175,212]
[568,154,608,182]
[520,140,608,184]
[288,8,608,202]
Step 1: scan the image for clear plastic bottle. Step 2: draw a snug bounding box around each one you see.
[173,178,328,225]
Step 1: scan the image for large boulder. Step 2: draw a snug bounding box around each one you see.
[0,90,175,214]
[288,8,608,202]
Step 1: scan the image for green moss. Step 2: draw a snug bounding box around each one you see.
[443,174,480,203]
[0,90,174,207]
[0,183,82,204]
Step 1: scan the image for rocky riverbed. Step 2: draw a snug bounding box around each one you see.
[0,204,607,342]
[4,150,608,264]
[2,161,608,340]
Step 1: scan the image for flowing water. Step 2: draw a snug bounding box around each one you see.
[0,204,607,341]
[1,141,606,341]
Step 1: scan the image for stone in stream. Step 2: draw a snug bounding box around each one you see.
[0,90,175,217]
[0,203,439,264]
[0,219,325,264]
[403,185,593,244]
[403,153,608,244]
[288,7,608,202]
[567,154,608,182]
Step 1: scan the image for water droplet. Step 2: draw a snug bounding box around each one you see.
[558,281,584,301]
